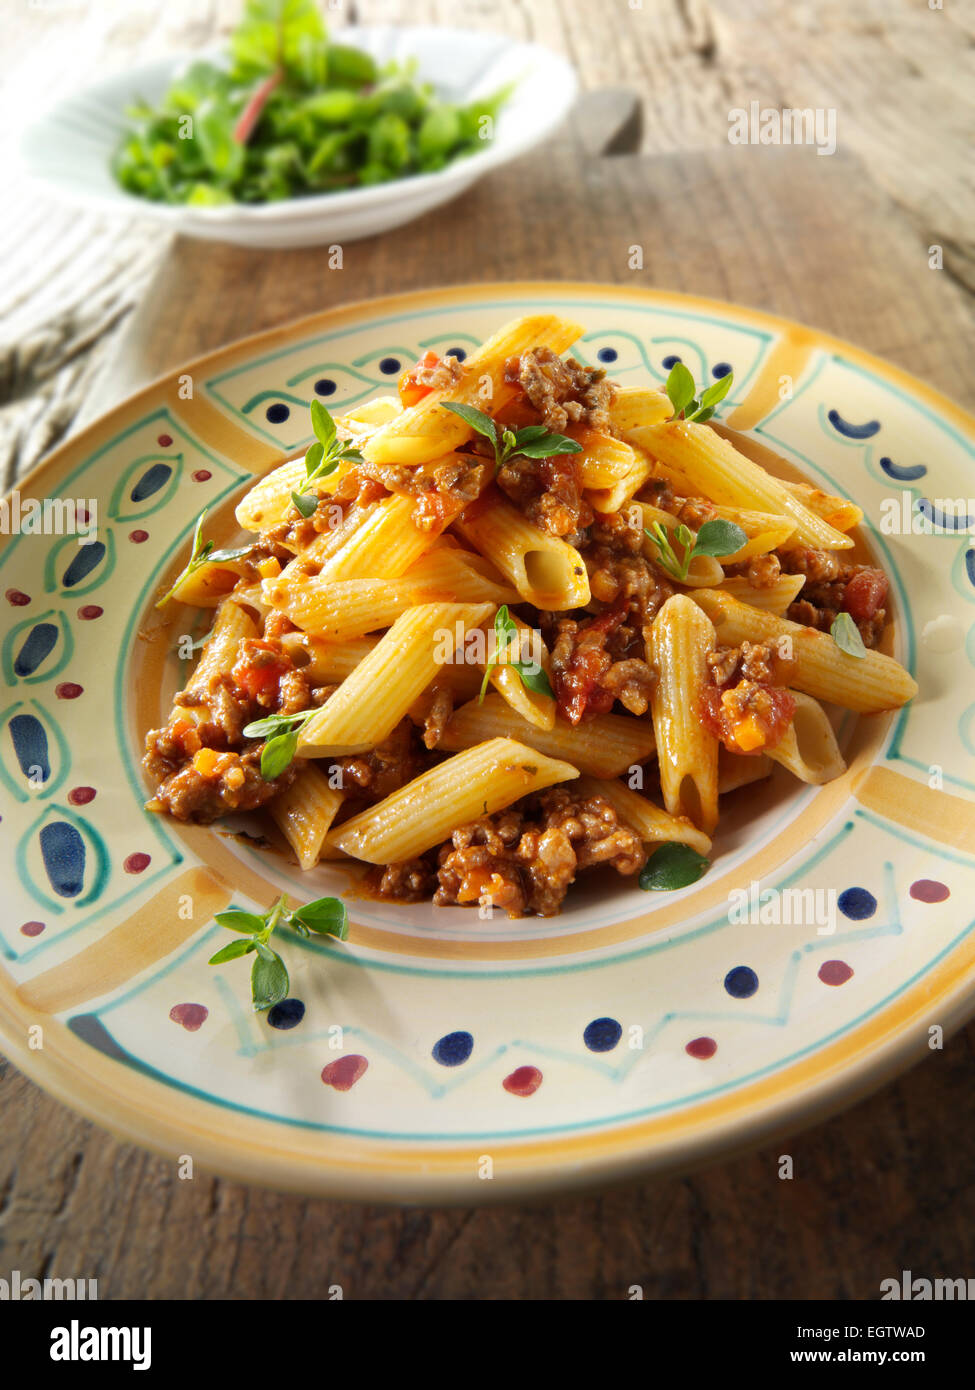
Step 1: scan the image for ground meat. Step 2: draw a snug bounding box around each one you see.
[745,553,781,588]
[782,549,888,648]
[146,748,299,823]
[676,496,718,530]
[504,348,617,435]
[582,508,674,623]
[370,858,437,901]
[707,640,789,690]
[335,456,490,535]
[543,506,672,723]
[331,719,431,809]
[143,631,320,822]
[428,788,645,918]
[600,657,656,715]
[422,685,453,750]
[496,451,592,536]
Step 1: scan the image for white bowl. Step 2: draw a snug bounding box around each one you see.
[18,25,577,248]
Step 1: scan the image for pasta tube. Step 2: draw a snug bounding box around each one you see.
[648,594,720,833]
[327,738,579,863]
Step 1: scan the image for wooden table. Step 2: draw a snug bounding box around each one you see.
[2,0,975,1301]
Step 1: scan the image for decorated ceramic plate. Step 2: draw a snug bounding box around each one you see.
[1,283,973,1203]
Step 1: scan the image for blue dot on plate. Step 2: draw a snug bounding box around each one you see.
[662,354,682,370]
[378,356,401,375]
[432,1030,473,1066]
[446,346,467,361]
[314,378,337,397]
[584,1017,622,1052]
[724,965,759,999]
[712,362,732,378]
[597,346,618,363]
[838,887,877,920]
[267,998,305,1030]
[265,403,290,424]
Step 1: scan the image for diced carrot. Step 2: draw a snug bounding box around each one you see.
[192,748,224,778]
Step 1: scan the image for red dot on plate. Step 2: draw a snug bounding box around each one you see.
[20,920,45,938]
[321,1055,368,1091]
[67,786,96,806]
[818,960,854,986]
[169,1002,208,1031]
[157,434,173,447]
[910,879,949,903]
[502,1065,542,1096]
[124,852,151,873]
[78,605,103,621]
[55,682,83,699]
[6,589,30,606]
[685,1036,718,1060]
[129,529,149,543]
[192,469,212,482]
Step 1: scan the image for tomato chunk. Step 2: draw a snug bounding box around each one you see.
[398,349,441,407]
[842,568,888,622]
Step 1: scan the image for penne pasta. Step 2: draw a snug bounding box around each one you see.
[587,447,653,514]
[327,738,579,863]
[456,489,590,610]
[781,479,863,532]
[439,692,655,777]
[263,546,517,639]
[608,386,672,434]
[688,590,918,712]
[485,613,556,731]
[575,431,641,489]
[766,692,846,783]
[624,419,854,550]
[717,749,773,794]
[297,602,493,755]
[575,775,711,855]
[648,594,719,833]
[719,573,807,615]
[270,764,345,870]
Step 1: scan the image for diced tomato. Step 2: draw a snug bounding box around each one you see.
[842,568,888,623]
[399,349,441,408]
[232,642,288,703]
[553,605,627,725]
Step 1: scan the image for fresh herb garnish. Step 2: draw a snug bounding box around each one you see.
[639,842,710,891]
[155,509,254,608]
[478,605,554,703]
[644,517,747,582]
[441,402,581,473]
[290,399,363,518]
[209,891,348,1011]
[830,611,867,658]
[243,708,318,779]
[664,362,734,424]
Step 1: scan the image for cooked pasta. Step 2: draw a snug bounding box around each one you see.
[142,315,916,920]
